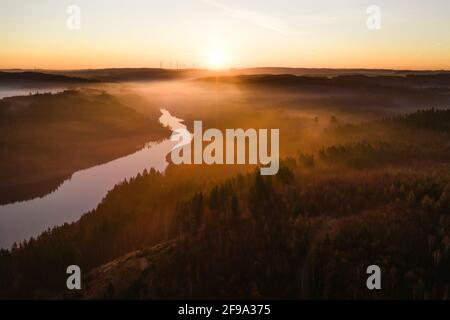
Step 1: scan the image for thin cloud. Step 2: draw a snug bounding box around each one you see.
[203,0,303,36]
[292,14,339,25]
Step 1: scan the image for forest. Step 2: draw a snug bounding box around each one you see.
[1,108,449,299]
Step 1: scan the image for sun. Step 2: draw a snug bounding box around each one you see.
[207,49,226,69]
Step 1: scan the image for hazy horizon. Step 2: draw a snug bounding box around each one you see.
[2,66,450,72]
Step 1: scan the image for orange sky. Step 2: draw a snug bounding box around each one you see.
[1,0,449,70]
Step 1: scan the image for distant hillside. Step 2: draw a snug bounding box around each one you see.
[197,73,450,87]
[228,67,450,77]
[4,67,449,83]
[47,68,212,82]
[0,71,98,87]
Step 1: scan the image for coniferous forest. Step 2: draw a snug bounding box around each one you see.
[1,106,450,299]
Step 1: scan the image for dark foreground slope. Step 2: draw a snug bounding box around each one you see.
[59,164,450,300]
[67,192,449,300]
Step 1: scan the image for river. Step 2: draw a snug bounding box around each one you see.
[0,109,185,249]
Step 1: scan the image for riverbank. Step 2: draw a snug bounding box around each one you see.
[0,89,170,204]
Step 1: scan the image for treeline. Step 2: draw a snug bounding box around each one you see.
[383,108,450,132]
[319,108,450,169]
[317,141,424,168]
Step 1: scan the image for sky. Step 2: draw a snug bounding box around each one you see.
[0,0,449,70]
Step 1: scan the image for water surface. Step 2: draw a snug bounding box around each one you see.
[0,109,184,249]
[0,87,64,99]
